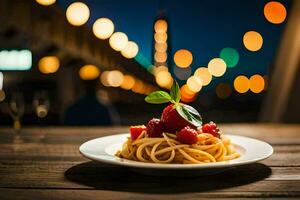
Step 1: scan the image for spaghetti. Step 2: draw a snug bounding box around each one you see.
[116,131,240,164]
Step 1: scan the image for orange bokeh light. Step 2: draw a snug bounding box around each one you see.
[154,19,168,33]
[264,1,287,24]
[234,75,250,93]
[249,74,265,93]
[174,49,193,68]
[243,31,263,52]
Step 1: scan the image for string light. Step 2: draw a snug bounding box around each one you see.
[38,56,60,74]
[153,65,168,76]
[100,71,110,86]
[194,67,212,86]
[173,66,192,80]
[155,71,173,88]
[120,75,135,90]
[264,1,287,24]
[187,76,202,93]
[243,31,263,52]
[155,43,168,52]
[154,52,167,63]
[208,58,227,77]
[66,2,90,26]
[107,70,124,87]
[234,75,249,93]
[174,49,193,68]
[79,65,100,80]
[154,19,168,33]
[154,33,168,43]
[93,18,114,39]
[181,84,197,100]
[220,48,239,68]
[35,0,56,6]
[109,32,128,51]
[249,74,265,93]
[121,41,139,59]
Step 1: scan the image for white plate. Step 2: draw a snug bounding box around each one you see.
[79,133,273,171]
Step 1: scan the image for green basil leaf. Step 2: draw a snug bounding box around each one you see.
[145,91,172,104]
[170,81,181,103]
[176,104,202,127]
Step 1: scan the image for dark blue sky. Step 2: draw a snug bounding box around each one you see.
[57,0,290,87]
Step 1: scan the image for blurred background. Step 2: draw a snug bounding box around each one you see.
[0,0,299,127]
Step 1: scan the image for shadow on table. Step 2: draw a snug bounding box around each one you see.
[65,161,271,194]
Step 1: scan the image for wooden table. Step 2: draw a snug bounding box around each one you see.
[0,124,299,199]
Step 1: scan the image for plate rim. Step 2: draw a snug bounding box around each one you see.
[79,133,273,169]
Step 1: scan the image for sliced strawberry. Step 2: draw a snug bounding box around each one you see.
[176,126,198,144]
[130,125,147,140]
[161,104,195,133]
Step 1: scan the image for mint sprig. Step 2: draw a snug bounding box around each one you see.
[145,81,202,127]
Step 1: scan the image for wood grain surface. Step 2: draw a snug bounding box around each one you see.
[0,124,299,199]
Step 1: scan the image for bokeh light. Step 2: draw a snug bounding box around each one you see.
[35,0,56,6]
[234,75,249,93]
[194,67,212,86]
[100,71,110,86]
[79,65,100,80]
[243,31,263,51]
[216,83,232,99]
[155,71,173,88]
[264,1,287,24]
[121,41,139,59]
[93,18,114,39]
[249,74,265,93]
[38,56,60,74]
[154,33,168,43]
[187,76,202,93]
[153,65,168,76]
[0,90,5,102]
[120,75,135,90]
[154,19,168,33]
[174,49,193,68]
[173,66,192,80]
[109,32,128,51]
[36,105,48,118]
[66,2,90,26]
[155,43,168,52]
[132,79,145,94]
[107,70,124,87]
[220,48,239,68]
[180,84,196,99]
[207,58,227,77]
[154,52,167,63]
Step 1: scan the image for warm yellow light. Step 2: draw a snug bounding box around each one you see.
[156,71,173,88]
[38,56,60,74]
[79,65,100,80]
[154,52,167,63]
[0,90,5,102]
[187,76,202,93]
[264,1,287,24]
[181,84,196,99]
[132,79,144,93]
[234,75,249,93]
[35,0,56,6]
[121,75,135,90]
[107,70,124,87]
[93,18,114,39]
[174,49,193,68]
[100,71,110,86]
[153,65,168,76]
[194,67,212,86]
[249,74,265,93]
[66,2,90,26]
[155,43,167,52]
[154,33,167,43]
[216,83,232,99]
[208,58,227,77]
[243,31,263,51]
[154,19,168,33]
[109,32,128,51]
[121,41,139,59]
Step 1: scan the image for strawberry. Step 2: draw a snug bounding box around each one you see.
[161,104,195,133]
[146,118,164,138]
[176,126,198,144]
[130,125,147,140]
[201,121,220,138]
